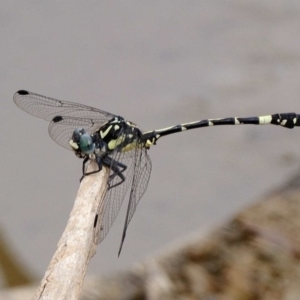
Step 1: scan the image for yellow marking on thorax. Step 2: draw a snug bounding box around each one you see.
[100,125,112,139]
[108,135,126,150]
[121,141,140,152]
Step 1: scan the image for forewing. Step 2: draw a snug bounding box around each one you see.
[93,125,149,246]
[13,90,115,123]
[124,149,152,223]
[48,116,104,150]
[93,148,137,245]
[118,148,152,255]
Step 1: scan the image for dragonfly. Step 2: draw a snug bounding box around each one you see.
[13,90,300,255]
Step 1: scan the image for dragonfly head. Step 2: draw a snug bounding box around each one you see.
[69,128,95,155]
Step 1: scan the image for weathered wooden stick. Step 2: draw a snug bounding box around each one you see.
[33,161,108,300]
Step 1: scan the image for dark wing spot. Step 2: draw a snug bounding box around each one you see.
[16,90,29,95]
[53,116,63,123]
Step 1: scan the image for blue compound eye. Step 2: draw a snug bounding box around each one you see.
[79,134,95,154]
[72,128,86,143]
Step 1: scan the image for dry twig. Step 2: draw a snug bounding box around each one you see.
[33,162,108,300]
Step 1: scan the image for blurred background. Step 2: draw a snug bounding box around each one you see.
[1,0,300,288]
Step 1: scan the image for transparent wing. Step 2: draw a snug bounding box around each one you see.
[93,149,137,245]
[94,129,151,251]
[118,148,152,255]
[13,90,115,123]
[48,116,104,150]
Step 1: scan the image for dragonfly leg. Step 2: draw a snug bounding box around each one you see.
[109,160,127,179]
[80,156,103,181]
[80,156,89,181]
[102,156,127,189]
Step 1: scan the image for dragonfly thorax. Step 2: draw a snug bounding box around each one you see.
[69,116,144,159]
[97,116,143,152]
